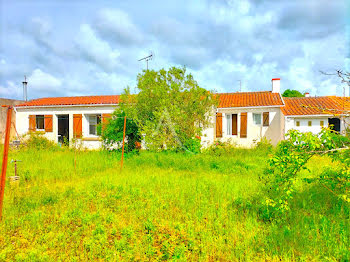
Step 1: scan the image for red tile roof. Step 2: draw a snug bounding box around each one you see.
[16,95,120,107]
[218,91,284,108]
[282,96,350,116]
[16,91,284,108]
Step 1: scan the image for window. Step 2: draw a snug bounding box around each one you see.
[320,120,324,127]
[226,114,232,135]
[89,114,101,135]
[36,115,44,130]
[253,113,262,125]
[296,121,300,127]
[308,121,312,127]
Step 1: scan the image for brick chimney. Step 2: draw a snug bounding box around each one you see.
[304,92,310,97]
[272,78,280,93]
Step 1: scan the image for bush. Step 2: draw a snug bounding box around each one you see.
[183,136,201,154]
[24,132,57,150]
[202,139,238,156]
[255,137,273,152]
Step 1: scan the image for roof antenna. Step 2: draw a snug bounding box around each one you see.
[138,51,154,71]
[22,76,28,101]
[237,80,241,92]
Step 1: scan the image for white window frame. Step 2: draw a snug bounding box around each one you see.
[226,114,232,136]
[253,113,262,125]
[87,114,101,136]
[36,115,45,130]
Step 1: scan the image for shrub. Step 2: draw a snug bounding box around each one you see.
[24,132,57,150]
[202,139,238,156]
[183,136,201,154]
[255,137,273,152]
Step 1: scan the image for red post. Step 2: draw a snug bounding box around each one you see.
[120,115,127,171]
[0,106,13,221]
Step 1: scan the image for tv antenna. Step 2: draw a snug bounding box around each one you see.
[138,51,154,70]
[237,80,241,92]
[22,75,28,101]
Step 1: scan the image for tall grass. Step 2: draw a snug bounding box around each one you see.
[0,146,348,261]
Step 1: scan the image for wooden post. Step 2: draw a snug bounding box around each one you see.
[0,106,13,221]
[120,115,127,171]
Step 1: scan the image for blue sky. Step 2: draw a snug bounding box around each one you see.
[0,0,349,100]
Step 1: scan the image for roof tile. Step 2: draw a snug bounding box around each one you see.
[218,91,284,108]
[282,96,350,116]
[16,95,120,107]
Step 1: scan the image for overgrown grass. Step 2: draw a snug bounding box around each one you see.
[0,146,349,261]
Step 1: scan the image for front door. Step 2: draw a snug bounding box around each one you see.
[57,115,69,144]
[328,118,341,133]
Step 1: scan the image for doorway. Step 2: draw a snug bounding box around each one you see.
[57,114,69,144]
[328,118,341,133]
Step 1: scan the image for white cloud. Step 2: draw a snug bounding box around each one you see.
[28,69,62,92]
[0,81,22,99]
[94,8,144,45]
[75,24,120,72]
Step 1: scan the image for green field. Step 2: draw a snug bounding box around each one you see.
[0,146,349,261]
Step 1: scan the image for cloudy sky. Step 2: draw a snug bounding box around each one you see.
[0,0,349,100]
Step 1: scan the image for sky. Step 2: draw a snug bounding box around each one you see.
[0,0,349,100]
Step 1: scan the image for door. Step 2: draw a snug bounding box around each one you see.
[57,115,69,144]
[328,118,340,133]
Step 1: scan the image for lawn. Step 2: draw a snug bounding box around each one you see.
[0,146,349,261]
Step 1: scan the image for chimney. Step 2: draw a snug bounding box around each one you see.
[271,78,280,93]
[22,75,28,101]
[304,92,310,97]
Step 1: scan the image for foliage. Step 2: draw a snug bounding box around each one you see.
[120,66,217,151]
[255,137,273,152]
[100,110,141,152]
[23,132,58,150]
[282,89,304,97]
[262,129,350,219]
[202,139,238,156]
[0,147,349,260]
[182,136,202,154]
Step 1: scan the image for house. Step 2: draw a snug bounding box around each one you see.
[14,96,120,149]
[202,78,285,147]
[12,78,350,149]
[282,96,350,135]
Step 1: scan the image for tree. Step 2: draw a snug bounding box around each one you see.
[100,110,141,152]
[120,66,217,151]
[282,89,304,97]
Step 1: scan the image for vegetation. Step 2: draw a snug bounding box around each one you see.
[100,111,141,152]
[118,66,217,151]
[282,89,304,97]
[0,138,349,261]
[263,129,350,220]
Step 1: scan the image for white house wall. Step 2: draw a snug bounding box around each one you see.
[202,107,284,148]
[285,116,335,135]
[15,105,117,149]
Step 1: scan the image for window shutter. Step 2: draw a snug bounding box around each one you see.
[232,114,238,135]
[44,115,53,132]
[73,114,82,138]
[240,112,247,138]
[216,113,223,138]
[263,112,269,126]
[102,113,112,125]
[29,115,36,131]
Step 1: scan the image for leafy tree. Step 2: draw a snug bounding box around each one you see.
[120,66,217,151]
[262,129,350,220]
[282,89,304,97]
[100,110,141,152]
